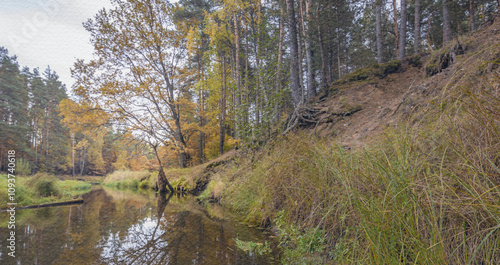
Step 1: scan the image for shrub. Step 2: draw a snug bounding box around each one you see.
[27,174,60,197]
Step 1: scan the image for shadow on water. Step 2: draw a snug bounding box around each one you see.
[0,187,278,264]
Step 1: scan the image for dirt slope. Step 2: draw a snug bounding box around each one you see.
[289,13,500,149]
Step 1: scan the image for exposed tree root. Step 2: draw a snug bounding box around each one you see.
[283,105,362,135]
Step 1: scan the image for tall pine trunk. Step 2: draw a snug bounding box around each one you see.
[414,0,421,54]
[256,1,262,127]
[198,55,205,164]
[443,0,452,45]
[297,1,304,103]
[286,0,302,107]
[376,0,383,63]
[275,8,285,123]
[398,0,407,59]
[233,13,241,138]
[317,5,329,96]
[470,0,475,31]
[219,55,226,155]
[393,0,399,57]
[303,0,315,99]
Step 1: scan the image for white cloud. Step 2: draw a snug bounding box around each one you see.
[0,0,112,91]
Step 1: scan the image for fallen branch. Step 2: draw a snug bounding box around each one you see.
[1,199,84,211]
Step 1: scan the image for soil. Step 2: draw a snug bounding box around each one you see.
[303,13,500,149]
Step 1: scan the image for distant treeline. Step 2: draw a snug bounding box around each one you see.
[0,48,153,175]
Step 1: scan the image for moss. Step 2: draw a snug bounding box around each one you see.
[407,55,422,68]
[425,40,468,77]
[382,60,402,76]
[426,63,439,76]
[333,60,403,87]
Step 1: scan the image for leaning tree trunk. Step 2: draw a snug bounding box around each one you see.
[398,0,407,59]
[286,0,302,108]
[152,145,174,193]
[157,167,174,193]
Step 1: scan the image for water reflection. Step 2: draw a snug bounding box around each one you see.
[0,187,276,264]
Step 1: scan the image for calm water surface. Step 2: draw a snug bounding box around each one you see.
[0,187,277,264]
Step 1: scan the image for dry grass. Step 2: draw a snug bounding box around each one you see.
[103,170,151,189]
[220,70,500,264]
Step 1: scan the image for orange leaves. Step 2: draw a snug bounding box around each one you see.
[58,99,109,134]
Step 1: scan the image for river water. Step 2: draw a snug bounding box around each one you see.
[0,187,277,264]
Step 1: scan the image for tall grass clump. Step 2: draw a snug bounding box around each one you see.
[103,170,151,189]
[224,74,500,264]
[27,173,61,197]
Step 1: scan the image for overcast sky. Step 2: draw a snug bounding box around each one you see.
[0,0,112,91]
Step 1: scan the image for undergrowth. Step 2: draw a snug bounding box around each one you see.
[223,73,500,264]
[0,173,91,208]
[103,170,151,189]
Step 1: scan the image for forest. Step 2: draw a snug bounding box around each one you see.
[1,0,498,176]
[2,0,500,264]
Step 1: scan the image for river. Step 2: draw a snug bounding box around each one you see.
[0,187,278,264]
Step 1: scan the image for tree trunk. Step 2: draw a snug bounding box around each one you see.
[275,8,285,123]
[303,0,315,99]
[336,27,342,79]
[72,133,75,177]
[297,0,304,103]
[177,151,189,170]
[245,24,250,127]
[376,0,383,63]
[173,115,189,168]
[198,56,205,164]
[153,145,174,193]
[443,0,452,45]
[398,0,407,59]
[219,55,226,155]
[233,12,241,138]
[286,0,302,108]
[414,0,421,54]
[317,5,329,96]
[256,1,262,127]
[393,0,399,58]
[80,148,85,175]
[470,0,475,31]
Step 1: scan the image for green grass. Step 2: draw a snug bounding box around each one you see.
[0,173,91,209]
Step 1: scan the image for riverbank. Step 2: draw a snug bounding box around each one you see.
[96,18,500,263]
[0,173,92,210]
[193,88,500,264]
[168,23,500,263]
